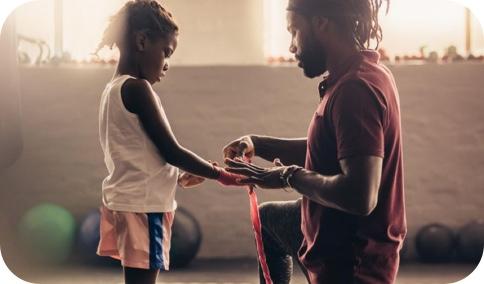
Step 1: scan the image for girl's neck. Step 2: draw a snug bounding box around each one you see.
[114,53,141,80]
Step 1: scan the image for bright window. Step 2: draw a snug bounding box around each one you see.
[15,0,121,64]
[264,0,292,60]
[263,0,484,62]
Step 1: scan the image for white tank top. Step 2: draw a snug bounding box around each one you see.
[99,74,178,212]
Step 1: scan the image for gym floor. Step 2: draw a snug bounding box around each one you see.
[14,259,477,284]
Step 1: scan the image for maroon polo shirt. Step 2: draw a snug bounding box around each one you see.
[299,50,406,283]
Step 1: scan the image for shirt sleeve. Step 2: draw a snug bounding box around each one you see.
[331,79,385,160]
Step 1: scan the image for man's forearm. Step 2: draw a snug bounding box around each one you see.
[251,135,307,167]
[290,169,373,216]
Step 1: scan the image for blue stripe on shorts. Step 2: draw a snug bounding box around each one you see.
[147,213,164,269]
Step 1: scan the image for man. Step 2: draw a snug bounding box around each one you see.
[223,0,406,283]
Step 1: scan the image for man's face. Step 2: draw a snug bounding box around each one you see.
[286,11,327,78]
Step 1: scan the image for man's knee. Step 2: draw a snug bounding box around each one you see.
[259,201,291,228]
[259,200,300,222]
[258,201,278,222]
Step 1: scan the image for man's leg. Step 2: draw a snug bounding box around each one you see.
[258,199,309,284]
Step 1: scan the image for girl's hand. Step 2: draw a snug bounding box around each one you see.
[215,167,246,187]
[178,172,205,188]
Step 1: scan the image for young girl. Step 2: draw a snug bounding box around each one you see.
[95,1,241,283]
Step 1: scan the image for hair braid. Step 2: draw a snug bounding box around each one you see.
[342,0,390,49]
[94,0,178,55]
[288,0,390,50]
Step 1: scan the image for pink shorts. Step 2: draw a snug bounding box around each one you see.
[97,205,175,270]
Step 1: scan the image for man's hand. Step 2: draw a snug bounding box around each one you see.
[178,172,205,188]
[223,135,255,160]
[225,157,286,189]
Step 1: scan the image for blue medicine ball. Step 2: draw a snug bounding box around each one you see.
[79,210,101,253]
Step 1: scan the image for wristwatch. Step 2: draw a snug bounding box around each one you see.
[280,165,303,192]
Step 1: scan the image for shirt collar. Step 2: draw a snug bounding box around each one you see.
[318,50,380,100]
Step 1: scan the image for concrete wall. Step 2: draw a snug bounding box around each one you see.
[1,64,484,260]
[163,0,265,65]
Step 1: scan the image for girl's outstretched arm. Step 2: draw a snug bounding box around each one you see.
[121,78,220,180]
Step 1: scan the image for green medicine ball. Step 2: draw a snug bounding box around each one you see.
[18,203,76,264]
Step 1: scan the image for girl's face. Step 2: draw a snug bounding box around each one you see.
[137,32,178,84]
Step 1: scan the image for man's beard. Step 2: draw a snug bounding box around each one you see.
[298,37,327,79]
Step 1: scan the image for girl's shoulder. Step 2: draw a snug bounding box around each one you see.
[122,77,152,94]
[120,77,156,114]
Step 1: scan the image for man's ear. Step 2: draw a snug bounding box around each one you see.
[134,31,148,52]
[311,15,329,34]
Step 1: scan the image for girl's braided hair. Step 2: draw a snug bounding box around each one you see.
[95,0,178,54]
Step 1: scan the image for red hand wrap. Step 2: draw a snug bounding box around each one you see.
[239,157,273,284]
[217,157,273,283]
[215,167,244,186]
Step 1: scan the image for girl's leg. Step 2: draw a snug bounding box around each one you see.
[124,267,160,284]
